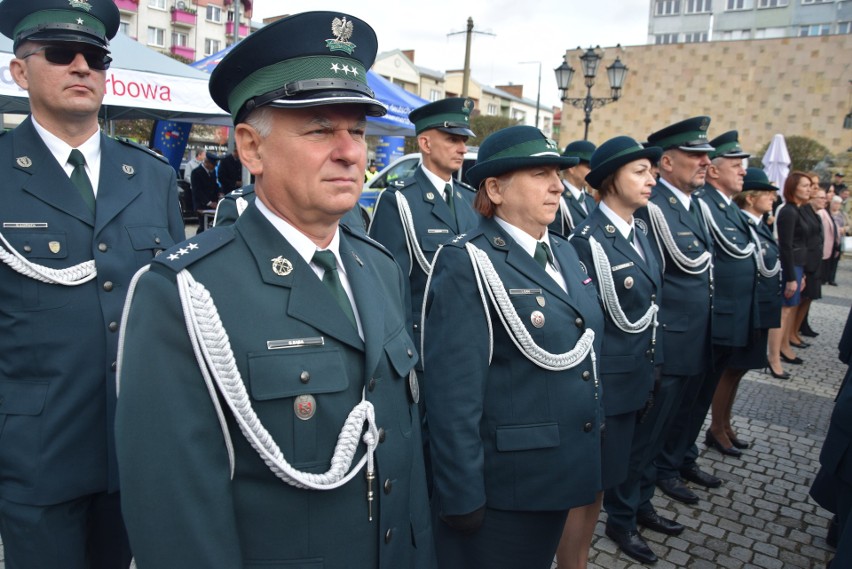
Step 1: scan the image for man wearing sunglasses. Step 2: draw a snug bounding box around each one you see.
[0,1,185,568]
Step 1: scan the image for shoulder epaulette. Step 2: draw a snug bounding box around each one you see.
[455,180,476,193]
[343,224,394,260]
[225,185,255,200]
[113,136,169,164]
[153,227,235,272]
[396,177,418,191]
[445,230,478,248]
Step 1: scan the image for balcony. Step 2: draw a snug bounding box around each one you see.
[115,0,138,14]
[171,8,197,27]
[170,45,196,60]
[225,21,249,38]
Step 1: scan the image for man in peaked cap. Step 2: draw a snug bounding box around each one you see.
[369,97,480,372]
[115,12,434,568]
[605,117,715,563]
[0,0,184,567]
[550,139,597,236]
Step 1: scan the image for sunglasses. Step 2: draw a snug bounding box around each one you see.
[20,46,112,71]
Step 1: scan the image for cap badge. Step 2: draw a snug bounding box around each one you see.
[271,256,294,276]
[699,117,710,131]
[16,156,32,168]
[122,164,134,175]
[545,138,558,150]
[463,99,473,114]
[327,17,356,54]
[68,0,93,12]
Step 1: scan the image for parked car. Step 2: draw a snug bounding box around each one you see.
[360,149,478,215]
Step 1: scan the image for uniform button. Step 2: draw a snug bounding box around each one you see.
[413,323,419,330]
[575,318,584,328]
[406,348,414,357]
[650,294,656,301]
[98,243,108,252]
[299,371,310,384]
[23,245,32,253]
[108,321,118,332]
[581,371,590,381]
[103,281,114,292]
[583,422,593,433]
[645,350,651,357]
[384,479,393,494]
[385,528,393,544]
[111,361,117,371]
[378,428,386,443]
[368,378,377,392]
[154,237,161,244]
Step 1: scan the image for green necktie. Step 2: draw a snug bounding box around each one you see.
[688,202,701,225]
[312,250,357,329]
[534,241,553,269]
[627,228,635,244]
[68,149,95,212]
[444,183,456,219]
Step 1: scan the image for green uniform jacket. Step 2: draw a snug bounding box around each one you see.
[115,203,434,568]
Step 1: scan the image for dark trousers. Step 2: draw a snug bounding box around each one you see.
[656,348,732,480]
[433,506,568,569]
[604,371,690,531]
[0,491,131,569]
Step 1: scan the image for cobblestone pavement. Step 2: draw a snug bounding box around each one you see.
[2,253,849,569]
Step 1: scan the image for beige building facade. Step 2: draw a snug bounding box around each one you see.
[558,34,851,156]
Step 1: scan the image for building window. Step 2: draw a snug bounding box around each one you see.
[172,31,188,47]
[119,21,130,36]
[487,103,498,115]
[684,31,709,42]
[685,0,712,13]
[802,0,830,4]
[512,109,526,122]
[726,0,747,9]
[754,26,787,38]
[799,24,831,36]
[655,0,682,15]
[839,22,852,34]
[206,5,222,23]
[147,0,166,9]
[429,89,441,102]
[655,33,680,44]
[147,26,165,47]
[204,38,221,56]
[721,28,752,39]
[758,0,788,7]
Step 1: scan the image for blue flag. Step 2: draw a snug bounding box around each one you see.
[150,120,192,174]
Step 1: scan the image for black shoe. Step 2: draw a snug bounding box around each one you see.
[827,514,839,548]
[789,341,810,349]
[680,465,722,488]
[605,524,658,564]
[780,353,803,365]
[801,328,820,336]
[729,434,750,449]
[656,477,699,504]
[765,366,791,380]
[705,431,743,457]
[828,282,838,287]
[638,509,685,536]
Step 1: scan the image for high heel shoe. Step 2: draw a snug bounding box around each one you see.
[765,366,790,380]
[789,341,810,349]
[780,353,803,365]
[705,431,742,457]
[728,434,750,449]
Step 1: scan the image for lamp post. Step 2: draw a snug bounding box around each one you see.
[519,61,542,129]
[554,46,628,141]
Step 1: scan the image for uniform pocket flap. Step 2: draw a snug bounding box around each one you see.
[125,225,175,252]
[0,380,48,416]
[248,348,348,400]
[385,329,418,377]
[600,354,639,374]
[496,423,560,452]
[3,231,68,259]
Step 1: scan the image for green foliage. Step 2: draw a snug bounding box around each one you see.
[750,135,833,173]
[470,115,521,144]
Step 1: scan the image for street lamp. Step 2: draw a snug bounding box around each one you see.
[555,46,628,141]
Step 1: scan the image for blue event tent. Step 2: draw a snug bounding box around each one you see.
[193,46,427,135]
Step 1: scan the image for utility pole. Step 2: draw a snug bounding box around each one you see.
[448,18,495,98]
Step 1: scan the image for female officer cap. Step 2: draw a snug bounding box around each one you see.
[586,136,662,189]
[209,11,387,125]
[466,125,578,189]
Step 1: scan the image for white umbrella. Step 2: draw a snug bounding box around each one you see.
[762,133,791,192]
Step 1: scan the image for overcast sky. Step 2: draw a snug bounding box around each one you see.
[250,0,651,109]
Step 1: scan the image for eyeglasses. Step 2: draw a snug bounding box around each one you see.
[20,46,112,71]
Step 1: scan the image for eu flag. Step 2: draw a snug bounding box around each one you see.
[150,121,192,174]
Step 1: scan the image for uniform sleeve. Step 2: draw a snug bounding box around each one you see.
[165,167,186,244]
[115,267,242,568]
[369,190,412,279]
[422,245,490,517]
[776,205,798,283]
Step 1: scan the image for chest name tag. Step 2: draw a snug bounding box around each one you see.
[611,262,634,272]
[427,229,450,234]
[3,222,48,228]
[509,288,543,295]
[267,337,325,350]
[677,231,693,237]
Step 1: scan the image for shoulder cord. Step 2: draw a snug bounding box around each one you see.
[697,199,754,260]
[236,196,248,217]
[588,237,658,341]
[0,229,96,285]
[465,243,597,378]
[559,196,575,233]
[646,201,713,275]
[748,225,781,278]
[394,192,432,276]
[118,266,378,489]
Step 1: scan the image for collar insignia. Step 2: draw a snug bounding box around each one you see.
[605,224,616,234]
[16,156,32,168]
[271,256,294,276]
[493,236,506,247]
[122,164,135,175]
[669,196,677,205]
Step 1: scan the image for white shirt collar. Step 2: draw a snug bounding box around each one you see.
[563,180,583,201]
[32,116,102,195]
[494,217,567,292]
[659,177,693,211]
[255,198,345,272]
[711,185,732,206]
[598,201,636,240]
[420,164,453,195]
[742,210,762,225]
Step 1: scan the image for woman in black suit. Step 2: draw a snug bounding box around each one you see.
[789,178,825,348]
[768,171,814,377]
